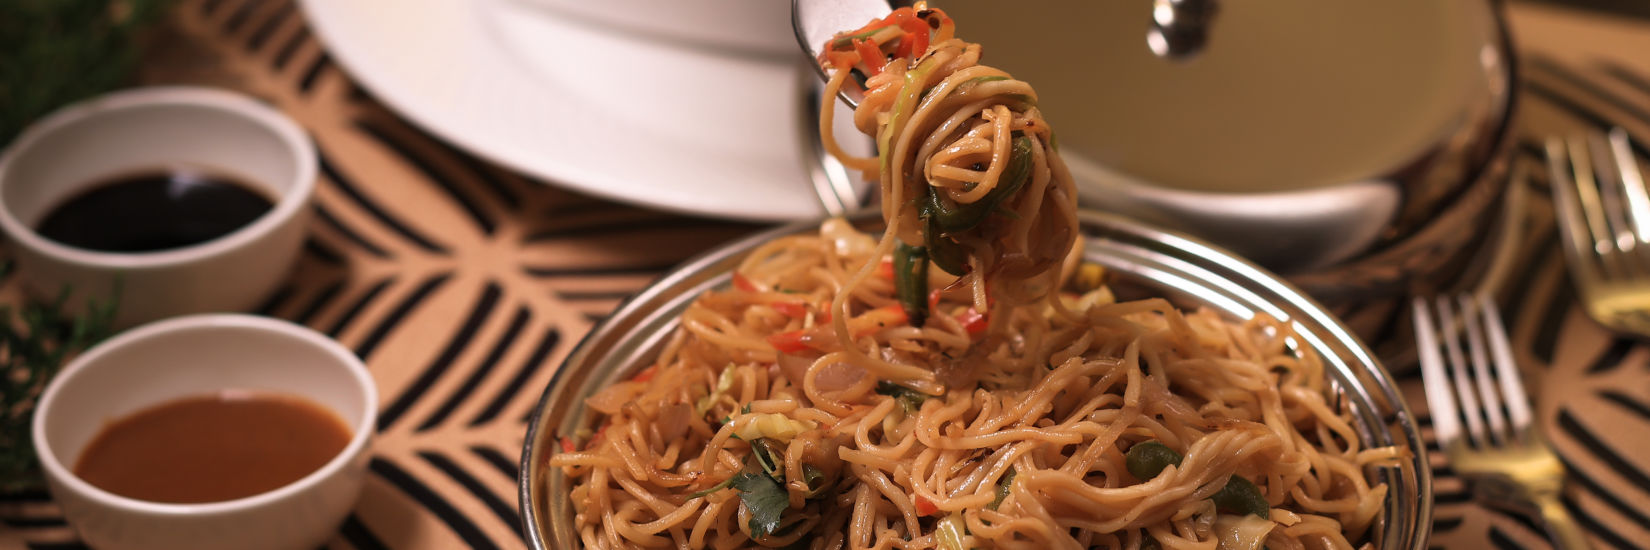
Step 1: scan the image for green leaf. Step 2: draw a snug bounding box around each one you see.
[875,381,928,414]
[731,471,789,538]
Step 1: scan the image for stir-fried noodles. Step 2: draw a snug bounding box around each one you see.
[549,7,1399,550]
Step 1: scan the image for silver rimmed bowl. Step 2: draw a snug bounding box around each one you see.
[518,211,1431,550]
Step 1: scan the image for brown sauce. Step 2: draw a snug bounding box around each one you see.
[35,168,274,253]
[72,391,353,504]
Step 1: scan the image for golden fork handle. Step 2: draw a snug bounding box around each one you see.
[1536,492,1593,550]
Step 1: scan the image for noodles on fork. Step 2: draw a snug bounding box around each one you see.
[549,6,1400,550]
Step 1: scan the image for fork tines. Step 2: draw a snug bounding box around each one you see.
[1411,294,1535,451]
[1546,128,1650,282]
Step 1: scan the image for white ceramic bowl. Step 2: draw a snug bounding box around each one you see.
[0,87,317,327]
[32,314,376,550]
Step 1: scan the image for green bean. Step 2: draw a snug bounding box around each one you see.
[926,134,1034,234]
[1125,441,1183,481]
[1212,474,1270,518]
[892,242,930,327]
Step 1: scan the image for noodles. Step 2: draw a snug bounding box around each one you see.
[549,6,1394,550]
[819,6,1079,319]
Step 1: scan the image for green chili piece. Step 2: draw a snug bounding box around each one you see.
[749,438,785,482]
[921,203,971,275]
[893,242,930,327]
[1124,441,1183,481]
[927,135,1034,234]
[1212,474,1270,518]
[801,464,829,498]
[989,467,1017,510]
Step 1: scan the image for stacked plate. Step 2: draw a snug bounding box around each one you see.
[298,0,871,222]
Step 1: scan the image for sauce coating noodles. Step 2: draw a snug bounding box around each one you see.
[549,7,1397,550]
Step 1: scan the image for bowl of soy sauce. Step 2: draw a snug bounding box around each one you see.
[0,87,316,327]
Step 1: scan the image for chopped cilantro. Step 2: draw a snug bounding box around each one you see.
[685,476,735,500]
[731,472,789,538]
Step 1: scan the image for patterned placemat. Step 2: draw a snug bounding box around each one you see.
[3,1,1650,549]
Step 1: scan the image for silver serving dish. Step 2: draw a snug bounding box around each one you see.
[794,0,1517,275]
[518,212,1431,550]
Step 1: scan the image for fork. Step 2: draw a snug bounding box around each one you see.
[1412,294,1591,549]
[1546,128,1650,337]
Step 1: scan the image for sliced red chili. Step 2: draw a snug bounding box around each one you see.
[897,18,930,58]
[853,38,886,76]
[956,308,988,337]
[631,365,657,382]
[914,494,939,516]
[732,273,759,292]
[771,301,808,319]
[767,330,809,354]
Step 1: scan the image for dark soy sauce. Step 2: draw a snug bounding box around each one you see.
[36,169,275,253]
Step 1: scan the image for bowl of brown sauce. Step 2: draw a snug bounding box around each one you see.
[31,313,376,550]
[0,86,316,327]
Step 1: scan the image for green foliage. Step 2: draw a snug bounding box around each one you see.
[730,471,788,539]
[1,0,173,146]
[0,269,118,493]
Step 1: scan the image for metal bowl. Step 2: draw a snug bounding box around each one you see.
[518,212,1432,550]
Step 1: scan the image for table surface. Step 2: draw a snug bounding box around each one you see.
[5,1,1650,548]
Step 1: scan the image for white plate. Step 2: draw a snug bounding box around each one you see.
[299,0,868,222]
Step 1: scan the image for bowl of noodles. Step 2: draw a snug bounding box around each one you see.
[523,7,1427,549]
[519,211,1430,550]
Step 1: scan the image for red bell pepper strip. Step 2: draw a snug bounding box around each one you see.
[767,330,809,354]
[956,308,988,337]
[853,38,886,76]
[732,273,759,292]
[896,17,930,58]
[771,301,808,319]
[915,494,939,516]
